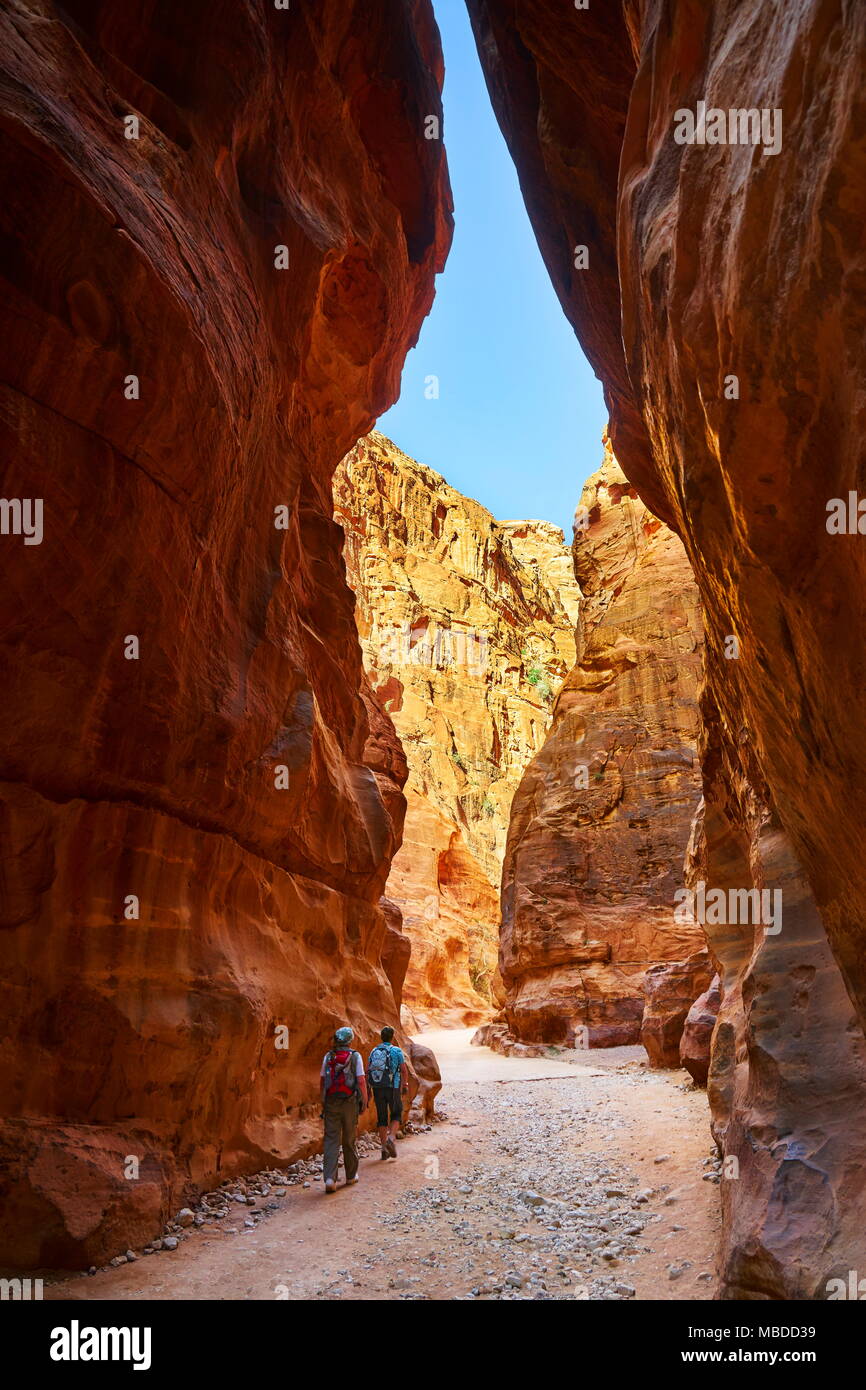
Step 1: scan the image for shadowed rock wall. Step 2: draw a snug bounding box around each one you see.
[0,0,451,1267]
[467,0,866,1297]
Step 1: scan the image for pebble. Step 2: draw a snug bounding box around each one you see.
[86,1063,714,1302]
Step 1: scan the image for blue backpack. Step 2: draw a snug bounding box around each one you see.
[368,1043,399,1089]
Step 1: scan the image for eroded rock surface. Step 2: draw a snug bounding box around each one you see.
[335,431,577,1025]
[500,440,704,1047]
[0,0,451,1268]
[468,0,866,1298]
[407,1040,442,1121]
[641,951,714,1071]
[680,976,721,1088]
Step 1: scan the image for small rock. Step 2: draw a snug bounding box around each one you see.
[177,1208,195,1227]
[162,1236,179,1251]
[654,1155,670,1165]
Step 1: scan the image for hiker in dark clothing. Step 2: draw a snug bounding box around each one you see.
[367,1026,409,1160]
[320,1026,367,1193]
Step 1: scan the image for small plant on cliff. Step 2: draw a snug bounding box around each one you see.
[526,665,553,701]
[481,794,496,818]
[469,961,492,998]
[450,748,468,773]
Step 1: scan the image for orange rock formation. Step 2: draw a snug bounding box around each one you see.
[334,431,578,1026]
[0,0,451,1268]
[499,439,704,1047]
[468,0,866,1297]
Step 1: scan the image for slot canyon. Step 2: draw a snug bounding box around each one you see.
[0,0,865,1322]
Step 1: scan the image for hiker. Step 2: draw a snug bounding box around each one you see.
[320,1026,367,1193]
[367,1026,409,1160]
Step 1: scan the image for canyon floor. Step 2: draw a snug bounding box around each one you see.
[46,1032,720,1302]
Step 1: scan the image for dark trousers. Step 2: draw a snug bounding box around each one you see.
[373,1086,403,1127]
[323,1095,359,1183]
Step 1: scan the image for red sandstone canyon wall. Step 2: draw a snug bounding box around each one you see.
[0,0,451,1268]
[467,0,866,1297]
[334,430,578,1027]
[500,438,704,1048]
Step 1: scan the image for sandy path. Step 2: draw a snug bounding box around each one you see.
[47,1032,720,1301]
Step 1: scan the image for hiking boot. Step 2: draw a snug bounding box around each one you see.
[346,1175,359,1186]
[386,1137,397,1159]
[380,1146,389,1160]
[324,1180,336,1193]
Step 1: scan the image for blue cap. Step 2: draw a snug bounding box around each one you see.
[334,1026,354,1044]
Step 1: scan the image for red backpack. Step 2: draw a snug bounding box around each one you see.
[324,1048,359,1098]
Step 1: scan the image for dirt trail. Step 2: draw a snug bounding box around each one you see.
[47,1031,720,1301]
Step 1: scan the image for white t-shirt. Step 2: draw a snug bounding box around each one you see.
[321,1050,364,1081]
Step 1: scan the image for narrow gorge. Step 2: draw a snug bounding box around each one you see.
[334,429,578,1028]
[1,0,865,1324]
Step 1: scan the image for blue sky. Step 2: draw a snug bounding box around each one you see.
[377,0,607,537]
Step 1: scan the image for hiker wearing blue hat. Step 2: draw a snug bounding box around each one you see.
[320,1026,367,1193]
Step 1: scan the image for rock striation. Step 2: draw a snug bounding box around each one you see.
[0,0,451,1268]
[334,431,578,1025]
[500,439,704,1047]
[680,975,721,1088]
[468,0,866,1298]
[641,951,714,1071]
